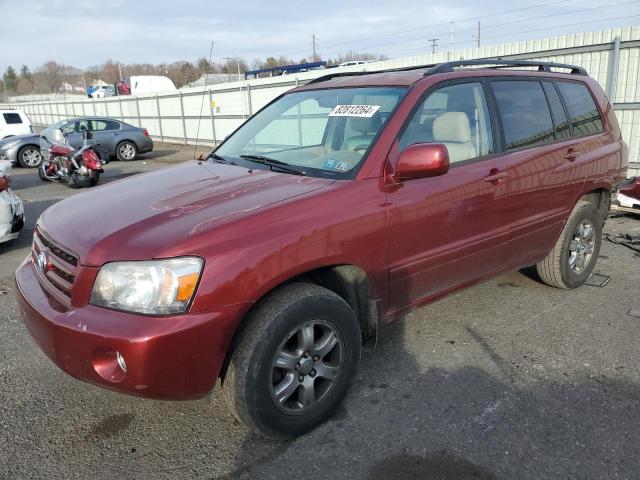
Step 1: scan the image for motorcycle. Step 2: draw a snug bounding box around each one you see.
[39,130,104,188]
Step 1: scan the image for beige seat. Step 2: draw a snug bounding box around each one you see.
[432,112,476,163]
[342,113,382,151]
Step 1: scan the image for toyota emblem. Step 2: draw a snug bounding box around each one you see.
[37,251,48,272]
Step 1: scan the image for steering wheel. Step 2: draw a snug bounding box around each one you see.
[353,144,369,152]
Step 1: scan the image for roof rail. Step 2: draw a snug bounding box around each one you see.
[306,63,438,85]
[303,59,587,86]
[425,59,588,76]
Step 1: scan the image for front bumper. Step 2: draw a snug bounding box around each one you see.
[0,188,24,243]
[0,145,19,163]
[15,257,245,400]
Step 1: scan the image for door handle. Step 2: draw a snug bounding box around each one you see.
[484,170,509,184]
[564,148,580,161]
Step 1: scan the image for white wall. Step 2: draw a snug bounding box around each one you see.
[3,26,639,175]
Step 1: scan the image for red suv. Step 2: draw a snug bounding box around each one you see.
[16,60,628,437]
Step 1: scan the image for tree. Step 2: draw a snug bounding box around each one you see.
[16,78,34,95]
[20,65,32,81]
[3,66,17,93]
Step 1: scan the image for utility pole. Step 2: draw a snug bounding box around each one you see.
[428,38,439,55]
[312,34,318,62]
[475,21,481,48]
[223,57,233,82]
[118,63,123,82]
[449,22,454,52]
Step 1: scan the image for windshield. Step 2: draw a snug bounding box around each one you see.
[214,87,407,178]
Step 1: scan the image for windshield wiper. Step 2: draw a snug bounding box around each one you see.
[209,153,228,163]
[239,154,306,176]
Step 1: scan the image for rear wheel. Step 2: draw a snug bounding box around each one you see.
[17,145,42,168]
[223,283,361,438]
[536,200,602,289]
[116,141,137,161]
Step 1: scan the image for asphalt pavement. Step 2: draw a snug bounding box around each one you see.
[1,146,639,479]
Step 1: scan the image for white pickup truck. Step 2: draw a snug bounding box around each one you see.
[0,160,24,245]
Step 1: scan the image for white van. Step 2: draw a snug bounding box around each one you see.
[0,110,32,139]
[129,76,177,96]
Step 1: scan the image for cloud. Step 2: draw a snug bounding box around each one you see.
[0,0,636,71]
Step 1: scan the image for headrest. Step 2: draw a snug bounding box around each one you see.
[349,112,382,134]
[433,112,471,143]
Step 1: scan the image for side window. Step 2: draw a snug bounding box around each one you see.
[399,82,494,164]
[542,82,571,140]
[556,81,603,136]
[104,120,121,131]
[491,80,554,150]
[76,120,91,132]
[62,122,77,134]
[3,113,22,124]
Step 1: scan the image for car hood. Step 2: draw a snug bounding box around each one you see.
[0,134,38,146]
[40,161,334,266]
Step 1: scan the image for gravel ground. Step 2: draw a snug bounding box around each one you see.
[1,146,639,479]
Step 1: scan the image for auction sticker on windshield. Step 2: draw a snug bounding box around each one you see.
[329,105,381,117]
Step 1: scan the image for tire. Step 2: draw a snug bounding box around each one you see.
[38,163,52,182]
[536,200,602,289]
[67,172,92,189]
[17,145,42,168]
[89,170,100,187]
[116,141,137,161]
[224,283,361,438]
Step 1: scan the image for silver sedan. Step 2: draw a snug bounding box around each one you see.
[0,134,42,168]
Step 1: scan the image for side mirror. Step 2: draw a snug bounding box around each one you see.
[395,143,449,180]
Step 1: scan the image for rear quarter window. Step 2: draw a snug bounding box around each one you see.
[3,113,23,124]
[556,81,603,136]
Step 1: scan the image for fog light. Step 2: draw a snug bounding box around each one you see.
[92,349,127,383]
[116,351,127,372]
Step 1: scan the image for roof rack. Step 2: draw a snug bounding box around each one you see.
[304,58,587,85]
[425,59,588,76]
[306,63,438,85]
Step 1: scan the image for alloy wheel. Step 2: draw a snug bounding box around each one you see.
[568,219,595,274]
[22,148,42,167]
[119,143,136,160]
[270,320,343,415]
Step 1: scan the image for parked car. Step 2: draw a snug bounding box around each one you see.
[0,134,43,167]
[91,85,116,98]
[40,117,153,161]
[15,60,628,438]
[0,160,24,246]
[0,110,32,139]
[116,81,131,95]
[616,177,640,209]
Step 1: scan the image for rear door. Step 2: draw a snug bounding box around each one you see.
[89,119,121,151]
[387,80,512,312]
[488,78,587,265]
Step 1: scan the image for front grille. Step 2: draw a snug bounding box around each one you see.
[32,228,78,300]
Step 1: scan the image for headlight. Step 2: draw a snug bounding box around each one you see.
[90,257,204,315]
[3,140,19,149]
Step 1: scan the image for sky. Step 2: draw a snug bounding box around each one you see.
[0,0,639,72]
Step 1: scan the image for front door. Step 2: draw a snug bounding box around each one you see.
[387,81,511,313]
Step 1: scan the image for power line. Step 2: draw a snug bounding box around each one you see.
[318,0,639,59]
[379,13,640,58]
[280,0,578,57]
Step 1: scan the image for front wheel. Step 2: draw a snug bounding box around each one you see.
[536,200,602,289]
[223,283,361,438]
[38,163,52,182]
[17,145,42,168]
